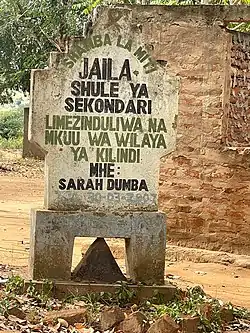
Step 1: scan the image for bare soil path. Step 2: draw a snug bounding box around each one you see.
[1,165,250,309]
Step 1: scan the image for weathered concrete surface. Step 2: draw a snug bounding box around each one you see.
[147,313,179,333]
[72,238,126,283]
[22,108,45,159]
[23,280,177,302]
[29,209,166,284]
[90,5,250,255]
[125,212,166,285]
[29,9,179,212]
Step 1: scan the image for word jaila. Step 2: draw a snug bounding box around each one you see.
[64,58,152,114]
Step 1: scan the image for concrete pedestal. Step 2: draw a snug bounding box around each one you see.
[29,209,166,285]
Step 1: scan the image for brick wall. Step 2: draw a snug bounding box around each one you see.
[122,6,250,254]
[227,31,250,147]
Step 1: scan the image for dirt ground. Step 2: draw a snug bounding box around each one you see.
[1,154,250,309]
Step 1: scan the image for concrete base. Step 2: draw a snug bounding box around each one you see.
[24,280,176,302]
[29,209,166,285]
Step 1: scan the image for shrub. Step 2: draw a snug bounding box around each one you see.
[0,108,23,140]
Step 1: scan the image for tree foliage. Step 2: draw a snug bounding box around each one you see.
[0,0,94,103]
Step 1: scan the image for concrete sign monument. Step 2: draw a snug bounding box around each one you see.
[29,8,179,284]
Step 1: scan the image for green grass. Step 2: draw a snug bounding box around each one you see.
[0,136,23,149]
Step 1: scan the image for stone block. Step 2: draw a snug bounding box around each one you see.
[8,307,26,320]
[118,311,149,333]
[100,306,125,331]
[44,308,88,325]
[147,314,179,333]
[220,307,234,323]
[180,315,200,333]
